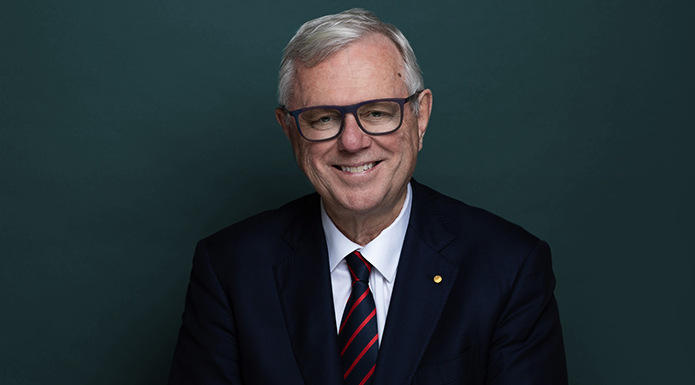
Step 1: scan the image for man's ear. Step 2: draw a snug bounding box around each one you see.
[416,89,433,150]
[275,107,291,140]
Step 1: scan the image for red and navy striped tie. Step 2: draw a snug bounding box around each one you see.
[339,251,378,385]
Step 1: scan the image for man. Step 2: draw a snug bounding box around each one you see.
[169,8,567,385]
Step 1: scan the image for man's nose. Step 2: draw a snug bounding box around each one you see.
[337,113,370,152]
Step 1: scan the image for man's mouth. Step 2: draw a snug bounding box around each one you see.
[335,161,378,173]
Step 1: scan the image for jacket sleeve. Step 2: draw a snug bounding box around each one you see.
[168,239,243,385]
[485,240,568,384]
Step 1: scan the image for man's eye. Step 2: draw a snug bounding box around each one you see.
[362,110,390,119]
[302,110,340,125]
[306,112,340,129]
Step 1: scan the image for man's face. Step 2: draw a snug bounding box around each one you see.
[276,35,432,221]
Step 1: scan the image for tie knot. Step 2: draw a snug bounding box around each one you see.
[345,251,372,283]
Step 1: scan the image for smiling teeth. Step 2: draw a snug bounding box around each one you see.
[341,162,375,173]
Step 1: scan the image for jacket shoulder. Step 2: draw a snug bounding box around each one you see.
[200,192,320,260]
[413,182,542,255]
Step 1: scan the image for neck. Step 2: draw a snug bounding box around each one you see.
[324,190,407,246]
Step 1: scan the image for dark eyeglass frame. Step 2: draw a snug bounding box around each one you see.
[283,90,422,142]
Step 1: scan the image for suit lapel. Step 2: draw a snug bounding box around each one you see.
[273,195,343,385]
[371,180,460,385]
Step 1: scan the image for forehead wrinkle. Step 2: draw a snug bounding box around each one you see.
[342,35,404,90]
[292,36,407,109]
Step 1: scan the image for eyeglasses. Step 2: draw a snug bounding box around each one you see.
[283,91,422,142]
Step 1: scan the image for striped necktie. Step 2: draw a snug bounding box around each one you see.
[338,250,378,385]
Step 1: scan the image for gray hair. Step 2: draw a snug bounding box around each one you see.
[278,8,424,115]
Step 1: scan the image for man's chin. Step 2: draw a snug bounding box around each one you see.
[323,188,403,217]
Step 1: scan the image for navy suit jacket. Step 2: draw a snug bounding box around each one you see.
[169,180,567,384]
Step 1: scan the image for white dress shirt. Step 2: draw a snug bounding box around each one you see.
[321,183,412,345]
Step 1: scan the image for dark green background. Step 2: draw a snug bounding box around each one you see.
[2,0,693,384]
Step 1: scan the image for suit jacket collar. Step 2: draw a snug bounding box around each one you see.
[274,179,460,385]
[371,179,460,384]
[274,194,343,385]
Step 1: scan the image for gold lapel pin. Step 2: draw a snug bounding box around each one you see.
[433,275,443,284]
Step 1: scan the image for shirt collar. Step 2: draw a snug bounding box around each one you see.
[322,183,412,283]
